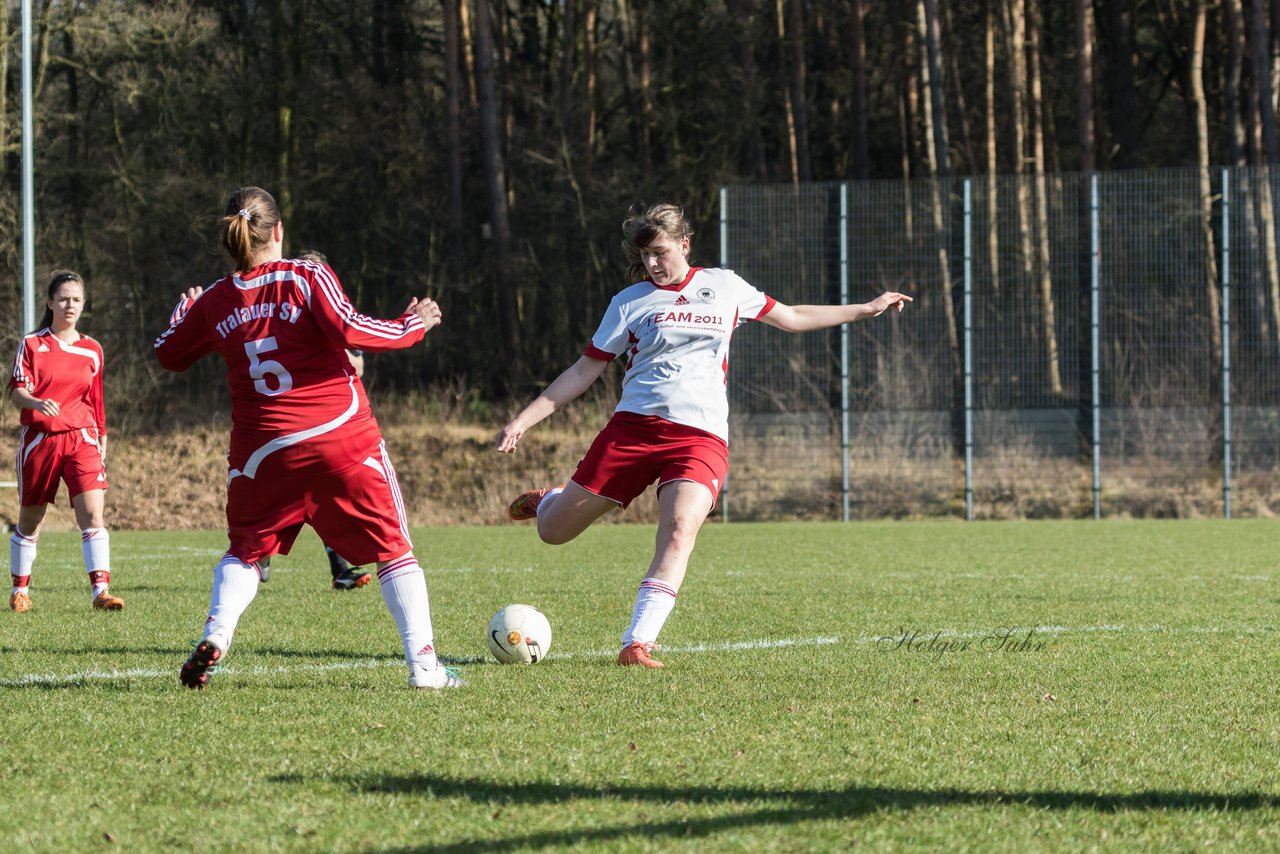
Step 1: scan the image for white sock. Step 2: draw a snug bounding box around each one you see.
[621,578,678,647]
[201,554,261,651]
[537,486,565,517]
[377,553,439,671]
[82,528,110,595]
[9,529,37,581]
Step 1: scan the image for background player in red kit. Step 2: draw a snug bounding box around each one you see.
[155,186,462,690]
[498,203,910,668]
[7,271,122,613]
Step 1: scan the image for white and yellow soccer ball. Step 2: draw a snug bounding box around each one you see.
[486,604,553,664]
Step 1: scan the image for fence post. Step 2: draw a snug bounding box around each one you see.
[840,184,851,522]
[1221,168,1232,519]
[1091,173,1102,519]
[963,178,973,520]
[719,185,730,524]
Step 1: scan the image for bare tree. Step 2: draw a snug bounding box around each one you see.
[473,0,519,361]
[1188,0,1222,362]
[1224,0,1247,166]
[1028,0,1062,395]
[1076,0,1096,172]
[985,0,1000,294]
[443,0,467,285]
[787,0,812,182]
[848,0,870,180]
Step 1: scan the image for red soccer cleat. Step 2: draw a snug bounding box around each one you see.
[179,640,224,690]
[617,641,664,668]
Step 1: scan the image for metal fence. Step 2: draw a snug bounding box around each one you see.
[719,167,1280,521]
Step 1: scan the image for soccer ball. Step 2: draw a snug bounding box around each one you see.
[486,604,553,664]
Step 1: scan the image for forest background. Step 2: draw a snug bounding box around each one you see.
[0,0,1273,526]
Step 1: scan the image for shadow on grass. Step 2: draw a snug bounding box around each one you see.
[318,774,1280,852]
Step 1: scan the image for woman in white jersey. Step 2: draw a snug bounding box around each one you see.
[497,203,910,667]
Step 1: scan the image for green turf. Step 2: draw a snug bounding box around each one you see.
[1,520,1277,851]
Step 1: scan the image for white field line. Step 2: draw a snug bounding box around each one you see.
[1,623,1274,688]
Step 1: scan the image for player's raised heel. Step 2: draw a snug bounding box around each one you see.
[332,568,372,590]
[179,640,224,690]
[507,485,560,521]
[10,590,31,613]
[409,664,466,689]
[92,591,124,611]
[617,641,664,668]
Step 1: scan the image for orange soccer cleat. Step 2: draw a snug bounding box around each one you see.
[507,485,561,521]
[10,590,31,613]
[617,641,664,668]
[92,590,125,611]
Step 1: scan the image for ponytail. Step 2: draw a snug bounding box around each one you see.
[219,187,282,271]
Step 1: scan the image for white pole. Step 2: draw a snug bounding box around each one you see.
[1091,173,1102,519]
[963,178,973,520]
[21,0,36,333]
[719,185,729,524]
[839,184,850,522]
[1221,168,1232,519]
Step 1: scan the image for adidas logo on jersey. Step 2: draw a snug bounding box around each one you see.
[37,343,50,352]
[673,295,689,305]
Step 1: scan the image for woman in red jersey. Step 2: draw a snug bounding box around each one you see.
[155,186,462,691]
[7,271,122,613]
[498,203,910,668]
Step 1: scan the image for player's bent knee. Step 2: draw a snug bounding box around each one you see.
[536,518,579,546]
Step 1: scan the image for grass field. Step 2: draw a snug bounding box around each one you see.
[1,519,1277,852]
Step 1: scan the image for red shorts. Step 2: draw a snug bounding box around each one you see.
[225,437,412,566]
[571,412,728,509]
[15,427,108,506]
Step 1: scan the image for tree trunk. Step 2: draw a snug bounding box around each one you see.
[921,0,950,177]
[1028,0,1063,395]
[1224,0,1247,166]
[1189,0,1222,362]
[459,0,478,108]
[583,0,598,179]
[473,0,520,363]
[985,0,999,295]
[1102,0,1140,167]
[1076,0,1096,172]
[775,0,800,185]
[729,0,768,179]
[942,2,972,173]
[787,0,811,182]
[443,0,467,285]
[848,0,869,180]
[916,0,960,450]
[1248,0,1280,348]
[1251,0,1280,163]
[1006,0,1036,355]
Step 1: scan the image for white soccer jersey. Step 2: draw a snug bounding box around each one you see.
[585,267,775,442]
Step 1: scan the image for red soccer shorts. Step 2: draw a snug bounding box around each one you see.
[225,438,412,566]
[16,427,108,506]
[571,411,728,509]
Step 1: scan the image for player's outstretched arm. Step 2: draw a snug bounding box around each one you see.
[496,356,609,454]
[761,291,912,333]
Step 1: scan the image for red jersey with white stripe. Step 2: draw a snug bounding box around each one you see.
[585,267,775,443]
[153,258,424,476]
[8,329,106,436]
